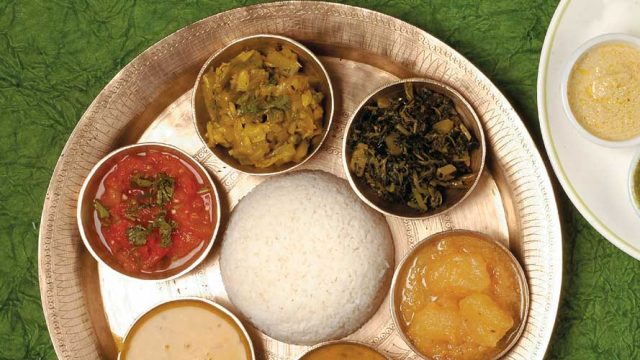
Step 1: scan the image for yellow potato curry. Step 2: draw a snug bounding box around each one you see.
[396,234,524,360]
[202,47,325,168]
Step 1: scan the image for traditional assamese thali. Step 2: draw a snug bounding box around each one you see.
[38,2,562,359]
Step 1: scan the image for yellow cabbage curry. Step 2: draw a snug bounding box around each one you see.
[396,234,524,360]
[300,343,387,360]
[202,47,325,168]
[120,300,251,360]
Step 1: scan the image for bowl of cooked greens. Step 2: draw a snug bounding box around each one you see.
[343,78,486,218]
[192,34,335,175]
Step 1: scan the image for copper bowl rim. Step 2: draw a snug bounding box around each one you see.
[342,78,487,219]
[191,33,335,176]
[76,142,222,282]
[388,229,530,360]
[294,339,391,360]
[116,297,256,360]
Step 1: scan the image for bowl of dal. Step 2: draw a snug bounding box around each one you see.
[118,298,255,360]
[192,34,335,175]
[561,33,640,147]
[296,340,390,360]
[390,230,529,360]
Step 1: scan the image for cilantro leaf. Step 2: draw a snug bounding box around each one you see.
[237,94,290,115]
[130,173,154,188]
[124,202,152,221]
[93,199,110,219]
[126,225,149,246]
[153,211,177,248]
[129,172,175,207]
[154,173,175,207]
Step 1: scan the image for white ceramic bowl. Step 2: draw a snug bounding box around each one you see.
[561,33,640,148]
[628,151,640,217]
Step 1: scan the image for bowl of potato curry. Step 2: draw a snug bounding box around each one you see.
[390,230,529,360]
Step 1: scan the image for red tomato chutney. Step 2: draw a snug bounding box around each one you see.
[93,149,215,275]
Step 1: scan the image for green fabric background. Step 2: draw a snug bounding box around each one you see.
[0,0,638,359]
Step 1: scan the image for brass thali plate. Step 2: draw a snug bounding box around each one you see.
[38,2,562,359]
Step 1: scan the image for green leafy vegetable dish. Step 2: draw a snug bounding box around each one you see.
[347,82,479,213]
[201,46,325,168]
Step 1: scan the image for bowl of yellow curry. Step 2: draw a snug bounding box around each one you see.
[389,230,529,360]
[192,34,334,175]
[296,340,390,360]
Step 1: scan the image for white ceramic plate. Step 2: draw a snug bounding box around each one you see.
[538,0,640,260]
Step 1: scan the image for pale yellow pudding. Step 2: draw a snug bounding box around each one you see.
[567,42,640,141]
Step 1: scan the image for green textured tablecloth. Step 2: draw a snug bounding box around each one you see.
[1,1,639,359]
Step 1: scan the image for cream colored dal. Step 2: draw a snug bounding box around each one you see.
[567,42,640,141]
[120,300,251,360]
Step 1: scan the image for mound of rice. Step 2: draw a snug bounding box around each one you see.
[220,170,394,345]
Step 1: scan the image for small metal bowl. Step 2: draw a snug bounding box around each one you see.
[192,34,335,175]
[296,340,390,360]
[77,142,221,281]
[118,297,255,360]
[389,230,530,360]
[342,78,486,219]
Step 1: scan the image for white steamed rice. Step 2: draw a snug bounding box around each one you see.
[220,170,394,345]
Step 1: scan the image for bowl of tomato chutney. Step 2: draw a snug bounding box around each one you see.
[77,143,221,280]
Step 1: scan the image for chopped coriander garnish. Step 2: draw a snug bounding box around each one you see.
[93,199,110,219]
[154,173,175,207]
[130,173,154,188]
[126,225,150,246]
[124,202,152,221]
[153,211,177,248]
[123,208,137,222]
[158,221,173,248]
[129,172,175,207]
[125,213,177,248]
[124,172,178,248]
